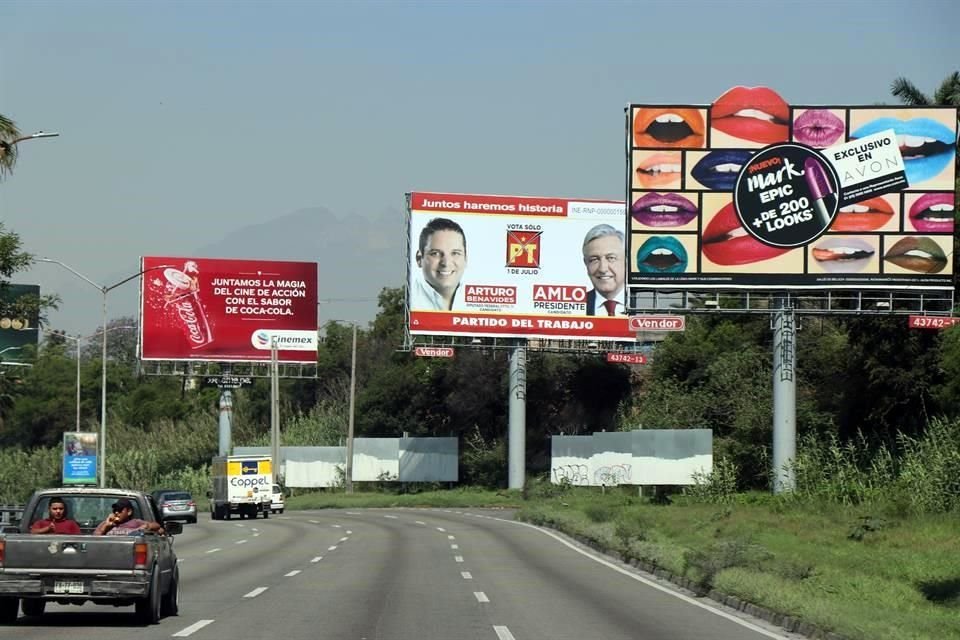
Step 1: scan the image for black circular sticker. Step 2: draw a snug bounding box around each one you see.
[733,143,840,248]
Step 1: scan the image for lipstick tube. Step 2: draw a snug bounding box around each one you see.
[803,158,835,227]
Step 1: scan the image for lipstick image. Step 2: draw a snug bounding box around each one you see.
[803,158,835,227]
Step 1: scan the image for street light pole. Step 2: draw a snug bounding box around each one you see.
[39,258,169,488]
[345,323,357,494]
[56,327,135,435]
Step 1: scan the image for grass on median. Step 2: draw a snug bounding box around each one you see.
[514,483,960,640]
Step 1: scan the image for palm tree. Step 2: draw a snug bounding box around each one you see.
[891,72,960,106]
[0,114,21,181]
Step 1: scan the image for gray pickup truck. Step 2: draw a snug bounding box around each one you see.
[0,487,183,625]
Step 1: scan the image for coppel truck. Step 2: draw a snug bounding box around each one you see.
[209,455,273,520]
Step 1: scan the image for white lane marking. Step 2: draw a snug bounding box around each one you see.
[234,523,245,527]
[436,527,446,532]
[311,556,323,563]
[285,570,301,577]
[346,530,353,535]
[251,528,259,532]
[494,626,516,640]
[443,510,452,513]
[346,511,360,515]
[384,515,398,519]
[461,571,473,580]
[235,540,248,545]
[177,558,184,564]
[205,548,221,554]
[451,544,459,550]
[474,592,489,603]
[331,524,342,528]
[448,535,456,540]
[309,520,320,524]
[328,545,338,551]
[494,516,793,640]
[172,619,215,637]
[415,520,426,525]
[243,587,268,598]
[253,533,260,537]
[339,536,349,542]
[454,556,464,563]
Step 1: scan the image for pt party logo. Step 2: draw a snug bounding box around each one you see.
[627,86,957,290]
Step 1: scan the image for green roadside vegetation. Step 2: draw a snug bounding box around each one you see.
[514,484,960,640]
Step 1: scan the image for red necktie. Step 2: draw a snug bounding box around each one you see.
[602,300,618,316]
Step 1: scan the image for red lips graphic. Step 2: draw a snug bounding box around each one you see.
[702,202,790,266]
[711,86,790,145]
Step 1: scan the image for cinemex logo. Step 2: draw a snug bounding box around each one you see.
[250,329,318,351]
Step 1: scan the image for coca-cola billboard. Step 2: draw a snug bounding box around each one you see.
[139,257,318,362]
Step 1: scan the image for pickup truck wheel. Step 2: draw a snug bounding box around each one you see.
[21,599,45,617]
[135,570,162,624]
[161,567,180,617]
[0,597,18,624]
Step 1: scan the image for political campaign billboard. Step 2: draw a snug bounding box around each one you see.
[407,192,634,340]
[139,257,318,362]
[627,86,957,290]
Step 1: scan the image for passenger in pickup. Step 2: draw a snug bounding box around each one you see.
[30,496,82,535]
[93,498,164,536]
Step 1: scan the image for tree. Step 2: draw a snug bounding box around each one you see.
[891,72,960,107]
[0,114,20,180]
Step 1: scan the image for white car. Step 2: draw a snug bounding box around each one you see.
[270,484,284,514]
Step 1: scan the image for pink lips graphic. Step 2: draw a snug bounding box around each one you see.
[793,109,845,148]
[909,193,955,233]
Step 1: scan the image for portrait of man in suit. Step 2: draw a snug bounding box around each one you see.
[582,224,626,316]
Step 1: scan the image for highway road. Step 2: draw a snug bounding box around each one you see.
[8,508,800,639]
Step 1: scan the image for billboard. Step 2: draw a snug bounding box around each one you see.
[0,284,40,359]
[407,192,634,340]
[627,87,958,290]
[63,432,98,485]
[139,257,318,362]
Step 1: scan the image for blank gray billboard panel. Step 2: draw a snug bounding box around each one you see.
[592,431,634,486]
[633,429,712,485]
[352,438,400,481]
[550,435,592,485]
[398,437,458,482]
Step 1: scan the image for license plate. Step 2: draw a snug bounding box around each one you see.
[53,581,85,594]
[171,505,186,510]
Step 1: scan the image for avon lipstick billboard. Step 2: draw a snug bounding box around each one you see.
[407,192,634,341]
[139,257,318,362]
[627,86,957,290]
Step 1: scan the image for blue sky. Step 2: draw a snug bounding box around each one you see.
[1,0,958,333]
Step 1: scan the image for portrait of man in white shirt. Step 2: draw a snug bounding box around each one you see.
[410,217,467,311]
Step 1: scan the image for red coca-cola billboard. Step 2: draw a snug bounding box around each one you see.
[139,257,318,362]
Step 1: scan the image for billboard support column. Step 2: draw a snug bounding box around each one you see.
[508,340,527,490]
[772,296,796,493]
[270,341,280,485]
[218,389,232,456]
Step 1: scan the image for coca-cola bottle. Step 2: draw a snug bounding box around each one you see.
[159,266,214,349]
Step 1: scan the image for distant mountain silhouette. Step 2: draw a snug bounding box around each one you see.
[43,207,406,335]
[190,206,405,326]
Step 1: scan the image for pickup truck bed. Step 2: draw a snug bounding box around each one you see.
[0,488,182,625]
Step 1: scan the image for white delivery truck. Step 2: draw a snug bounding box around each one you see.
[209,455,273,520]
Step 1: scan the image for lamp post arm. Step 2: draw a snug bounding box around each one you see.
[37,258,105,293]
[106,264,174,293]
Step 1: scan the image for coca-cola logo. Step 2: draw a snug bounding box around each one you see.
[176,300,205,344]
